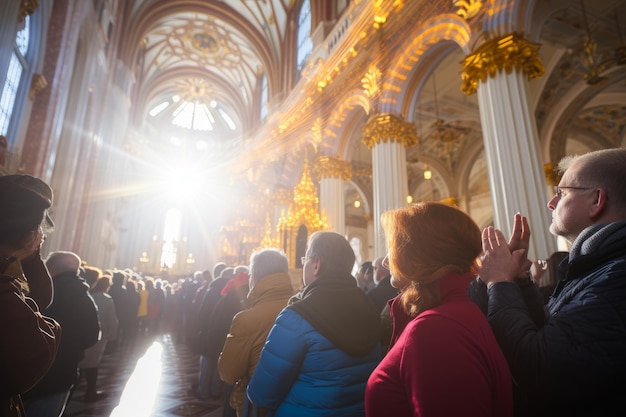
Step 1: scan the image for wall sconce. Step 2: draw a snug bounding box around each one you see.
[354,199,361,208]
[424,165,432,180]
[406,195,413,204]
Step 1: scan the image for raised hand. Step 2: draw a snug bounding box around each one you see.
[478,226,526,287]
[507,213,532,277]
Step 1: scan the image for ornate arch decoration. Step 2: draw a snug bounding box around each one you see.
[380,14,471,116]
[324,89,371,158]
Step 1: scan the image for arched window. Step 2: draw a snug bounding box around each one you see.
[260,73,268,121]
[0,15,31,138]
[295,0,312,76]
[161,208,182,269]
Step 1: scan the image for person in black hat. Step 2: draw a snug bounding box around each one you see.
[0,174,61,417]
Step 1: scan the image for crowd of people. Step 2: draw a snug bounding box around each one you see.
[1,147,626,417]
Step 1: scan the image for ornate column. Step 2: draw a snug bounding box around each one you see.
[462,32,557,260]
[362,113,417,258]
[313,155,352,236]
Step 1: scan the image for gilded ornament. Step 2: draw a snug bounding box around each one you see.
[19,0,39,22]
[439,197,458,206]
[311,118,323,143]
[279,158,328,230]
[454,0,482,20]
[461,33,544,95]
[361,65,382,98]
[313,156,352,181]
[361,113,419,149]
[29,73,47,100]
[271,188,293,206]
[544,163,560,186]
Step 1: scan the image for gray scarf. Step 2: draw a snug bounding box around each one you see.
[569,220,626,259]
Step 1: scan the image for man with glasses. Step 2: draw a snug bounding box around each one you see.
[477,148,626,416]
[367,256,400,313]
[247,231,382,417]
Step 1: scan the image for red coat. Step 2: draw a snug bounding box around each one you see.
[366,272,512,417]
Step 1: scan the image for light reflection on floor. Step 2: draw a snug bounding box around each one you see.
[109,341,163,417]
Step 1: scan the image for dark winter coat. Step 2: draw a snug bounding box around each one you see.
[22,271,100,399]
[485,221,626,417]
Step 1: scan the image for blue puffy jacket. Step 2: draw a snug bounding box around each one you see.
[248,308,381,417]
[247,271,382,417]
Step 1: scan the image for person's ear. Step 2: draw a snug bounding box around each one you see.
[589,188,607,218]
[312,257,321,277]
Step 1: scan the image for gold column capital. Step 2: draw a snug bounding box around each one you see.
[361,113,418,150]
[313,155,352,182]
[461,32,544,95]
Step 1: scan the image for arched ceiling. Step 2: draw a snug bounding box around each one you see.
[128,0,292,141]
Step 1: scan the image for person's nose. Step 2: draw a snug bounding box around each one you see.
[547,194,558,210]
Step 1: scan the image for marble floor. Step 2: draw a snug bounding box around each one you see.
[63,333,224,417]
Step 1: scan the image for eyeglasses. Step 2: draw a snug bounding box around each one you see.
[381,255,390,270]
[553,185,594,199]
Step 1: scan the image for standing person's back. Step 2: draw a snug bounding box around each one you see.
[23,251,100,417]
[218,249,294,417]
[107,270,127,348]
[248,231,382,417]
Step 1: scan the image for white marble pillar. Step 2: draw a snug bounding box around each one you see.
[362,114,417,258]
[319,176,346,235]
[314,155,352,237]
[463,33,557,260]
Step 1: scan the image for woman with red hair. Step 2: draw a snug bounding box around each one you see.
[365,202,512,417]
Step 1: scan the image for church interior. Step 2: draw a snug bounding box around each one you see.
[1,0,626,278]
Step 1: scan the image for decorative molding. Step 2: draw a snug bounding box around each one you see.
[19,0,39,23]
[361,113,418,149]
[461,32,544,95]
[313,155,352,181]
[29,73,47,100]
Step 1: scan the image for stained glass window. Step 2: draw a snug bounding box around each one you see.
[0,16,30,136]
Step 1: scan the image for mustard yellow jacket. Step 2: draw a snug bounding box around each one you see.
[218,272,294,415]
